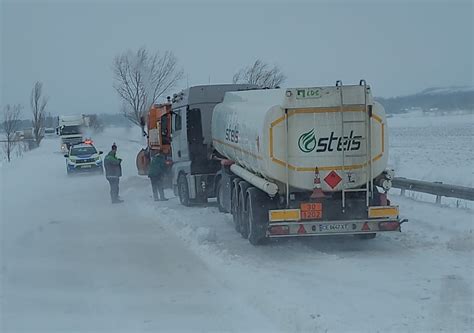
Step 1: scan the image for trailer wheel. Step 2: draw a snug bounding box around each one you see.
[231,180,241,232]
[238,189,249,239]
[237,182,251,239]
[216,179,225,213]
[178,174,191,206]
[247,188,268,246]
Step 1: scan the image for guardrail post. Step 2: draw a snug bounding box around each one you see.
[435,195,441,205]
[400,188,405,197]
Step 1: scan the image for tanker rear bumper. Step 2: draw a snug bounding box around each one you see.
[266,218,403,238]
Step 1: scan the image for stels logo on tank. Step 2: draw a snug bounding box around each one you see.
[298,128,362,153]
[298,129,317,153]
[225,126,239,144]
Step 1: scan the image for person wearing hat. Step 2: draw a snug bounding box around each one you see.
[104,143,123,203]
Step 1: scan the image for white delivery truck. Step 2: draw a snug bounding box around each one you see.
[57,115,84,152]
[171,82,405,245]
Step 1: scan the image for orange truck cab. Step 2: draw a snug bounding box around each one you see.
[136,103,173,176]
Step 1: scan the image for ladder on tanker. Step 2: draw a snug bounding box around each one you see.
[336,80,373,212]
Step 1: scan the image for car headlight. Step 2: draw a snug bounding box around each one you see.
[95,156,101,161]
[69,156,77,162]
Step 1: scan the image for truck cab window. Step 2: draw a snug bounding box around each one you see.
[186,108,205,161]
[174,111,182,131]
[161,114,170,145]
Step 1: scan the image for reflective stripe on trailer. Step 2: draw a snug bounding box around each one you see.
[269,209,301,222]
[368,206,399,218]
[267,218,400,237]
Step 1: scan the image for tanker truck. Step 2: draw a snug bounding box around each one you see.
[171,82,405,245]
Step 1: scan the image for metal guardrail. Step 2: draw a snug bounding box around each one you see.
[392,177,474,203]
[0,139,34,142]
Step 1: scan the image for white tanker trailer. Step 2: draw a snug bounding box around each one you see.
[171,82,405,245]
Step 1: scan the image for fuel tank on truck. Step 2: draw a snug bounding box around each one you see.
[211,84,389,192]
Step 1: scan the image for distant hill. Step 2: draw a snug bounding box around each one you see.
[376,86,474,114]
[3,88,473,133]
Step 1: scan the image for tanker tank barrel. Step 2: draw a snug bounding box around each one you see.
[211,84,389,194]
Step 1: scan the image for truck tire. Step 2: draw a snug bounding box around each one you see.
[216,179,225,213]
[238,181,251,239]
[231,180,241,232]
[238,189,249,239]
[178,174,191,206]
[247,188,268,245]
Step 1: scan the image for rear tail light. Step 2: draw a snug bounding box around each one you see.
[269,225,289,235]
[165,160,173,166]
[378,221,400,231]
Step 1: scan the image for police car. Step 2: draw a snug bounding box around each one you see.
[64,141,103,175]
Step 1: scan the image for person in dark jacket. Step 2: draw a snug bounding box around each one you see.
[104,143,123,203]
[148,152,167,201]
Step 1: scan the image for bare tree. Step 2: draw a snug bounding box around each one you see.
[2,104,22,162]
[30,81,48,145]
[232,59,286,88]
[113,47,183,132]
[85,114,104,133]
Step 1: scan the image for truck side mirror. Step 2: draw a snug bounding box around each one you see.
[64,154,69,158]
[99,151,103,155]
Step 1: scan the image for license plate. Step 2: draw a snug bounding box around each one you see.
[81,165,92,168]
[300,203,322,220]
[318,223,350,232]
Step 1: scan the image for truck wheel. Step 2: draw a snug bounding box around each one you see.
[238,188,249,239]
[216,179,225,213]
[247,188,268,245]
[178,174,191,206]
[231,180,240,232]
[355,233,377,240]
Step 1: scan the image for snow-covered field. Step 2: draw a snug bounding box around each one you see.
[388,111,474,187]
[1,112,473,332]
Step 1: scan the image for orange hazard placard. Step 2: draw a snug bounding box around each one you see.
[300,203,323,220]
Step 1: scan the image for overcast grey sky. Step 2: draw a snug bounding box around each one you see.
[1,0,473,116]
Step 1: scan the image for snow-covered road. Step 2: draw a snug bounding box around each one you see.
[0,138,278,332]
[1,117,473,332]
